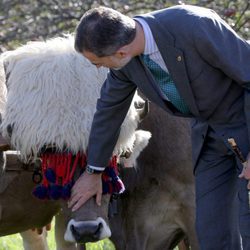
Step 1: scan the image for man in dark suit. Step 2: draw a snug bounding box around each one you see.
[68,4,250,249]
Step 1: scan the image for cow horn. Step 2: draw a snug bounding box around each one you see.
[134,99,149,122]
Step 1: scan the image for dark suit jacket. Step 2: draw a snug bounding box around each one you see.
[87,5,250,168]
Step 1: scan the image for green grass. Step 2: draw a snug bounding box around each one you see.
[86,240,115,250]
[0,219,115,250]
[0,233,180,250]
[0,220,181,250]
[0,233,23,250]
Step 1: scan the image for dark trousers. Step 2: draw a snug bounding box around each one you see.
[194,127,250,250]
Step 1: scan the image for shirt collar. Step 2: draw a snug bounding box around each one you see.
[134,17,158,55]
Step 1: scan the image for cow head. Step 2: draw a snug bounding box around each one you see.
[0,35,151,243]
[64,195,111,243]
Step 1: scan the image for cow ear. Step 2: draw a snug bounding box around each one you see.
[120,130,151,168]
[134,99,150,122]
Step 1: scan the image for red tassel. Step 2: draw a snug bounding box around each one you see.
[41,154,49,187]
[69,152,80,181]
[64,153,72,185]
[33,152,123,200]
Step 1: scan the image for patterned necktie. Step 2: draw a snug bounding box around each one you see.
[141,54,190,114]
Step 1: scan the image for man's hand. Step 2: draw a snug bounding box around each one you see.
[68,172,102,212]
[239,161,250,189]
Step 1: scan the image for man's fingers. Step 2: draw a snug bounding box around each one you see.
[96,192,102,206]
[68,172,103,211]
[70,180,84,198]
[70,186,80,201]
[69,181,87,205]
[68,192,82,208]
[69,189,93,211]
[239,169,250,179]
[239,172,244,178]
[72,195,90,212]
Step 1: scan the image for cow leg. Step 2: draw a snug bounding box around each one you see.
[181,210,199,250]
[178,190,199,250]
[180,221,198,250]
[177,238,189,250]
[55,211,86,250]
[20,229,49,250]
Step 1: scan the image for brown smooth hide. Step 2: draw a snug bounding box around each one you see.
[0,152,60,236]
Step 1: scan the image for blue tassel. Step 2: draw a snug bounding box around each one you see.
[79,168,84,176]
[61,183,72,200]
[48,184,62,200]
[32,185,48,199]
[44,168,56,183]
[109,168,118,181]
[102,181,109,195]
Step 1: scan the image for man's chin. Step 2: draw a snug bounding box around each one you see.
[111,57,132,70]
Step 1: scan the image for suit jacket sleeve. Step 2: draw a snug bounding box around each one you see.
[87,68,137,168]
[193,12,250,142]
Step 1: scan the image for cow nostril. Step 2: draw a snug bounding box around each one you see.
[70,225,81,242]
[71,222,103,243]
[94,222,103,236]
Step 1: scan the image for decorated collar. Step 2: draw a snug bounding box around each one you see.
[32,151,125,200]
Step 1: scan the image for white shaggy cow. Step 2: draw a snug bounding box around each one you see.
[0,35,150,163]
[0,35,151,246]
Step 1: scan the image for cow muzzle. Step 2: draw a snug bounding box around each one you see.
[64,217,111,243]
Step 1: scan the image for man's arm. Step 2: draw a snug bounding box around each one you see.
[69,68,137,211]
[87,69,137,167]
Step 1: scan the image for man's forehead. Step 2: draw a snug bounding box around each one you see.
[82,51,101,65]
[83,51,98,61]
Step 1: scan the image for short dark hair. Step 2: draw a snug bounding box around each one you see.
[74,7,136,57]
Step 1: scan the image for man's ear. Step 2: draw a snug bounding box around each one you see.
[115,45,130,58]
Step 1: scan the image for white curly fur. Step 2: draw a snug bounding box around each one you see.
[0,35,151,163]
[119,130,152,168]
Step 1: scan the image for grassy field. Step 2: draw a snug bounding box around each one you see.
[0,219,115,250]
[0,221,181,250]
[0,230,182,250]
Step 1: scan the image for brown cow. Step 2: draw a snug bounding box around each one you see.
[0,104,198,249]
[0,150,106,250]
[0,35,198,249]
[0,35,151,246]
[109,102,198,250]
[0,151,60,236]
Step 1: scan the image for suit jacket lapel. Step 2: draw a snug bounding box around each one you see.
[141,15,200,117]
[163,48,200,117]
[127,56,176,114]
